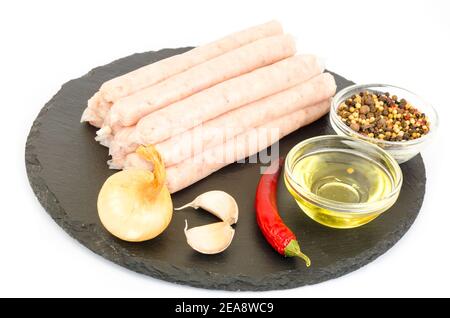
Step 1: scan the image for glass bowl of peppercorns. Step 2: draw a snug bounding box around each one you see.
[330,84,438,163]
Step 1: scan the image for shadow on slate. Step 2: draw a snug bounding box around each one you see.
[25,47,426,291]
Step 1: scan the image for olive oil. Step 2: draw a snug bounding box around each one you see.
[285,149,395,228]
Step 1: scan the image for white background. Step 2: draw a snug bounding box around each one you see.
[1,0,449,297]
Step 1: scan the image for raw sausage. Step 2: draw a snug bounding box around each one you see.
[133,55,324,146]
[165,99,331,193]
[106,34,296,130]
[81,20,283,127]
[156,72,336,167]
[112,72,335,169]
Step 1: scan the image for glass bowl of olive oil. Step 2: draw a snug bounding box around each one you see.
[284,135,403,229]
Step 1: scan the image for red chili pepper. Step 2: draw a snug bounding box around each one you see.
[255,158,311,267]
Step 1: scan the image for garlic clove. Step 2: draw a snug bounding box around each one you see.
[184,220,235,254]
[175,191,238,225]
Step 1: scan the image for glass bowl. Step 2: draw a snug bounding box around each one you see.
[284,135,403,229]
[329,84,438,163]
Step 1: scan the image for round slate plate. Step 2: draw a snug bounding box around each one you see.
[25,48,425,291]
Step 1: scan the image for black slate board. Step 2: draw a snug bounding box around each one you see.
[25,48,426,291]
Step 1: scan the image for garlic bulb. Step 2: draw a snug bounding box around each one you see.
[175,190,238,224]
[184,221,235,254]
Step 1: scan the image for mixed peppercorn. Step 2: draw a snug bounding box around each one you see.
[337,91,430,141]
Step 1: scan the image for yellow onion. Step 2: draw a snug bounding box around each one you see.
[97,145,172,242]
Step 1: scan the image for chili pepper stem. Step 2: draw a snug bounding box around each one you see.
[285,240,311,267]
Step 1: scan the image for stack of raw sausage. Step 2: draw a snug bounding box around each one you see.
[81,21,337,193]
